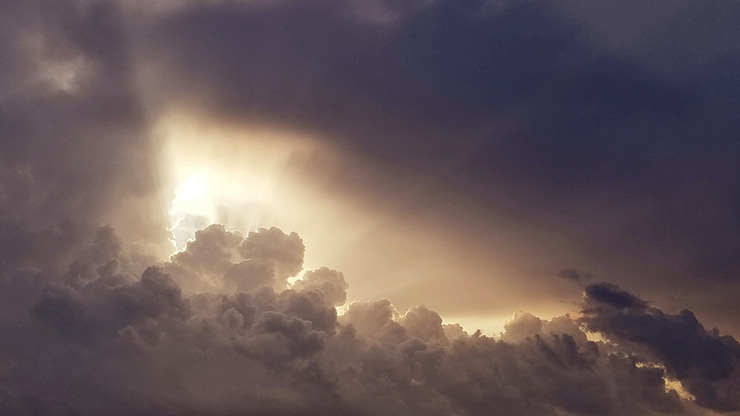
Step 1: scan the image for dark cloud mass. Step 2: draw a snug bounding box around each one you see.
[581,283,740,412]
[1,0,740,415]
[4,222,738,415]
[135,0,740,332]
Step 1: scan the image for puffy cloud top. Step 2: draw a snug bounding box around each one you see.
[2,0,740,414]
[2,223,736,415]
[166,225,305,293]
[293,267,349,306]
[581,282,740,412]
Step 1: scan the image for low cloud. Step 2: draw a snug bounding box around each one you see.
[581,282,740,412]
[1,1,740,415]
[0,223,736,415]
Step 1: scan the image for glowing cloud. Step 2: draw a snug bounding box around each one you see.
[155,113,318,251]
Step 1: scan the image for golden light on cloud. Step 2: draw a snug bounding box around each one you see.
[5,1,740,413]
[155,113,318,251]
[152,112,406,275]
[149,111,573,336]
[168,169,274,247]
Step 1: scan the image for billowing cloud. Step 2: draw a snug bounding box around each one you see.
[2,0,740,415]
[293,267,349,307]
[0,0,171,261]
[0,222,735,415]
[165,224,305,293]
[129,0,740,337]
[581,283,740,412]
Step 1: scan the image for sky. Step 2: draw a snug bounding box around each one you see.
[1,0,740,415]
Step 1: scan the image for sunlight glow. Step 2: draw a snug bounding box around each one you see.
[169,169,274,231]
[156,112,321,252]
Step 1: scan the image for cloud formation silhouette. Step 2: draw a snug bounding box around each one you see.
[0,222,737,415]
[581,283,740,412]
[2,1,740,415]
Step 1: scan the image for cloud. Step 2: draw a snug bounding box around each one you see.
[1,0,740,415]
[292,267,349,307]
[557,268,594,283]
[582,282,648,310]
[581,282,740,412]
[138,0,740,332]
[3,0,740,334]
[0,221,734,415]
[165,224,305,293]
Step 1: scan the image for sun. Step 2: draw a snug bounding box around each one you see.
[156,113,315,252]
[174,174,207,204]
[167,169,275,250]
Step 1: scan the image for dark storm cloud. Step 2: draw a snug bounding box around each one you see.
[2,0,740,415]
[139,0,740,328]
[581,283,740,412]
[1,223,721,415]
[3,0,738,310]
[293,267,349,306]
[165,224,305,293]
[582,282,647,310]
[0,0,168,257]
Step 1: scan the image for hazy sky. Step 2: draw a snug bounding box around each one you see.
[1,1,740,415]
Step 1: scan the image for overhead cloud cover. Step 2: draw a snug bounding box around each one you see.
[1,0,740,415]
